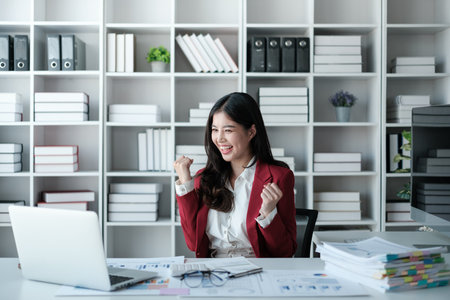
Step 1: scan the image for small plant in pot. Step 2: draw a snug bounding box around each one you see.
[329,90,357,122]
[146,46,170,72]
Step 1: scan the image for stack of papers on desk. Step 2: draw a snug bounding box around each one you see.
[317,237,450,292]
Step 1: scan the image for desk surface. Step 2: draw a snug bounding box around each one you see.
[2,232,450,300]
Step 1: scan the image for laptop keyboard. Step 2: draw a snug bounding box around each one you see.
[109,274,133,285]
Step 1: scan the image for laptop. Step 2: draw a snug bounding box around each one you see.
[9,206,157,291]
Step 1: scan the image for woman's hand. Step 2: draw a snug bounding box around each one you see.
[259,182,283,218]
[173,155,194,184]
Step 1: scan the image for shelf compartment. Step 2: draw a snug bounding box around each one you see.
[106,226,172,258]
[387,0,450,24]
[0,177,30,206]
[34,0,100,22]
[247,0,310,24]
[175,0,240,25]
[175,77,239,122]
[0,126,30,172]
[106,76,171,122]
[314,0,379,24]
[0,77,31,122]
[0,0,30,23]
[106,0,171,24]
[33,125,100,172]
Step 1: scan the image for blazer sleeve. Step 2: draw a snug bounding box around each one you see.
[258,169,297,257]
[176,177,202,252]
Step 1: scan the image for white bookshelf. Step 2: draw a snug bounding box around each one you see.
[381,0,450,230]
[1,0,449,258]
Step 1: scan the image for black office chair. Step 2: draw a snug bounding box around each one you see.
[295,208,318,257]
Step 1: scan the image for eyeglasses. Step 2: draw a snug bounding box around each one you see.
[181,269,230,288]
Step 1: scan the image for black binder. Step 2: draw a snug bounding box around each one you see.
[0,35,13,71]
[266,37,280,72]
[296,37,310,72]
[14,35,29,71]
[247,37,266,72]
[47,34,61,70]
[281,37,295,72]
[61,34,86,71]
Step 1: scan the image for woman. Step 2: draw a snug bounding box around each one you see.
[174,92,296,258]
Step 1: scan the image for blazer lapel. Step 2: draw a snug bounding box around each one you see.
[246,161,272,257]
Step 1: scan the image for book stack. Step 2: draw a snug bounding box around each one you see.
[107,33,135,73]
[314,192,361,221]
[137,128,172,172]
[391,56,435,74]
[0,93,23,122]
[189,102,214,124]
[418,149,450,173]
[387,132,410,173]
[314,35,362,73]
[416,183,450,222]
[176,145,207,176]
[108,104,161,124]
[317,237,450,292]
[386,200,412,222]
[0,143,22,173]
[37,190,94,211]
[34,145,79,173]
[412,105,450,125]
[0,200,25,223]
[258,87,309,124]
[176,33,238,73]
[314,153,362,172]
[387,95,430,123]
[34,92,89,122]
[108,183,163,222]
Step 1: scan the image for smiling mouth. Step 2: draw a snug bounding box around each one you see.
[219,145,233,154]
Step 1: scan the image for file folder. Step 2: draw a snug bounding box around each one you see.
[47,34,61,70]
[61,34,86,71]
[14,35,29,71]
[281,37,295,72]
[0,35,13,71]
[266,37,280,72]
[247,37,265,72]
[296,37,310,72]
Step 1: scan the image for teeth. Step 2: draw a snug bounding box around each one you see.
[220,146,232,150]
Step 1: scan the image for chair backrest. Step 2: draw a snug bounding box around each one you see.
[295,208,318,257]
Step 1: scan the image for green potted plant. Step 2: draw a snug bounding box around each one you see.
[393,130,411,173]
[329,90,357,122]
[146,46,170,72]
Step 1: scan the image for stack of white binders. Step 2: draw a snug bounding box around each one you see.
[0,201,25,223]
[109,104,161,123]
[189,102,214,124]
[314,192,362,221]
[386,200,412,222]
[0,143,22,173]
[37,190,94,211]
[314,35,362,73]
[108,183,163,222]
[387,95,430,123]
[391,56,435,74]
[34,92,89,122]
[259,87,309,124]
[176,33,238,73]
[0,93,23,122]
[314,152,362,172]
[138,128,172,172]
[107,33,135,73]
[34,145,79,172]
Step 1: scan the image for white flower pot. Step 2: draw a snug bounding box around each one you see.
[335,106,351,122]
[151,61,167,72]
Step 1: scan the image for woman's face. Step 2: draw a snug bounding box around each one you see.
[211,111,255,166]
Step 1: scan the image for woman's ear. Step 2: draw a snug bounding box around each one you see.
[248,124,257,140]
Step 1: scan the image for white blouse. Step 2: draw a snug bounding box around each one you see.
[175,159,277,257]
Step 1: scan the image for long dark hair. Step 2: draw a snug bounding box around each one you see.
[198,92,288,212]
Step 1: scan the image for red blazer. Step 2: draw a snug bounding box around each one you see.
[176,161,297,258]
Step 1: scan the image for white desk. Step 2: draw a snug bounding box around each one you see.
[1,255,450,299]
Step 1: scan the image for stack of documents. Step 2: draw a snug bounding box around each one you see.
[317,237,450,292]
[34,145,79,173]
[0,93,23,122]
[391,57,435,74]
[109,104,161,124]
[259,87,309,124]
[314,35,362,73]
[387,95,430,123]
[35,92,89,122]
[108,183,163,222]
[189,102,214,124]
[313,152,362,172]
[0,143,22,173]
[37,190,94,211]
[314,192,361,221]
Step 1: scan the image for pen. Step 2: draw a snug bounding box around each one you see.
[229,268,262,278]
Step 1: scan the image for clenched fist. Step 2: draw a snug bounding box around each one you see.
[173,155,194,184]
[259,182,283,218]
